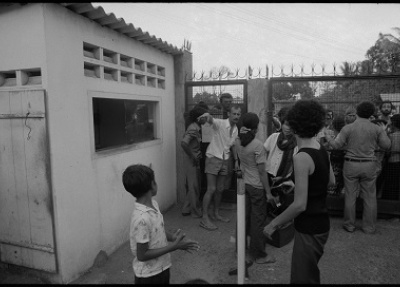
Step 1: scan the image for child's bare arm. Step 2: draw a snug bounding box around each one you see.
[137,230,200,262]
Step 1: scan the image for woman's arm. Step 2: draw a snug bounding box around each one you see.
[328,160,335,188]
[257,162,272,200]
[263,152,311,237]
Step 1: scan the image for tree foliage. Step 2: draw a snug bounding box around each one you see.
[318,27,400,110]
[273,81,316,101]
[193,91,219,106]
[365,28,400,74]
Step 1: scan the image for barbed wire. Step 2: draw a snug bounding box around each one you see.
[188,60,400,81]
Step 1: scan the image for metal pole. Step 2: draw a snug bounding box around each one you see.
[237,175,246,284]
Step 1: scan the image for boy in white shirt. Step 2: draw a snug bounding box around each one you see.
[123,164,200,284]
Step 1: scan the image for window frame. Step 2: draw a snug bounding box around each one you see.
[88,91,162,158]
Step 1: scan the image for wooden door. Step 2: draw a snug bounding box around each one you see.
[0,89,56,272]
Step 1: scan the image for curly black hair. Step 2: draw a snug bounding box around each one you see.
[286,100,325,138]
[356,101,376,119]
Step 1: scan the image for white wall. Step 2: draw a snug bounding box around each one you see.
[0,4,46,72]
[0,3,177,283]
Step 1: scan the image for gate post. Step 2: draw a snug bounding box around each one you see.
[247,78,269,143]
[174,50,193,205]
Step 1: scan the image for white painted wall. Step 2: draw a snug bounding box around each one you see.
[0,4,46,72]
[0,3,178,283]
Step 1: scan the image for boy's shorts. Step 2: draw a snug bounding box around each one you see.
[205,156,229,176]
[135,268,170,284]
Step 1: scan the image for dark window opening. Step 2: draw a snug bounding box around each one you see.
[93,97,156,151]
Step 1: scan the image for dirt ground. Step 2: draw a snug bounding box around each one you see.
[2,201,400,284]
[76,201,400,285]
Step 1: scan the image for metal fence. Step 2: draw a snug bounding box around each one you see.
[268,66,400,216]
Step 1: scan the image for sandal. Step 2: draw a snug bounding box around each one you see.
[255,255,276,264]
[215,215,230,223]
[199,221,218,231]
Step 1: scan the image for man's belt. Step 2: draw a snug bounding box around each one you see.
[344,158,376,162]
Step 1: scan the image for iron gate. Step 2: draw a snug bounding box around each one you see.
[184,80,248,203]
[267,71,400,216]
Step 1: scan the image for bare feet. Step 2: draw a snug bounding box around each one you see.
[255,254,276,264]
[199,219,218,231]
[215,214,230,223]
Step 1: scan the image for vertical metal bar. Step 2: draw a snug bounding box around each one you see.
[237,177,245,284]
[266,79,273,137]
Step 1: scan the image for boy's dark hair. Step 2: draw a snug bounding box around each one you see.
[379,100,394,110]
[286,100,325,138]
[219,93,233,103]
[122,164,154,198]
[239,112,259,147]
[356,101,376,119]
[391,114,400,129]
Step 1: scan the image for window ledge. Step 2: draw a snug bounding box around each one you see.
[93,138,162,158]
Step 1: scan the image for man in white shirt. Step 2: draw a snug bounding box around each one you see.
[199,105,241,231]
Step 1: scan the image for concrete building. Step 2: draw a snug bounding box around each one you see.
[0,3,190,283]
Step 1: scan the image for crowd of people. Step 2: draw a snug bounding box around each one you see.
[122,94,400,284]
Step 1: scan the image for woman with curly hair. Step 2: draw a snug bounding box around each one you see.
[263,100,335,284]
[235,112,277,264]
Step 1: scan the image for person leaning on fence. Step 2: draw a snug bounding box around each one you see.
[317,109,335,150]
[123,164,200,284]
[324,101,391,234]
[181,106,210,218]
[381,114,400,200]
[327,114,346,196]
[263,99,335,284]
[235,112,277,264]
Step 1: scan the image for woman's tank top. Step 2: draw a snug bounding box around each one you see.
[294,146,330,234]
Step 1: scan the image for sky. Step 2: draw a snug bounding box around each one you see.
[93,3,400,76]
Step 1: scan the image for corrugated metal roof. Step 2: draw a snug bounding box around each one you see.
[60,3,183,56]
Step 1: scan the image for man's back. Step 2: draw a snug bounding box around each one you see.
[336,118,390,159]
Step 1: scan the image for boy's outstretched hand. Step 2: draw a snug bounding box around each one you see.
[172,229,200,253]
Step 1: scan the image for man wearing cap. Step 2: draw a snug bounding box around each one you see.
[324,101,391,234]
[181,106,209,218]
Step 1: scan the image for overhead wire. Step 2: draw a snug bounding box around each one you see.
[191,3,334,63]
[201,3,365,58]
[224,3,367,55]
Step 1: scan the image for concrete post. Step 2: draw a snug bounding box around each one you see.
[174,50,193,204]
